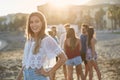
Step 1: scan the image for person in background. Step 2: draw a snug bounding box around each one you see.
[79,24,89,79]
[60,23,70,49]
[51,26,59,44]
[86,27,101,80]
[59,23,70,80]
[48,26,59,80]
[51,26,59,62]
[48,30,53,37]
[47,30,56,80]
[16,12,67,80]
[64,28,85,80]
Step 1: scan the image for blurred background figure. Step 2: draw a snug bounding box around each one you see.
[60,23,70,80]
[86,27,101,80]
[51,26,59,44]
[47,26,60,80]
[64,28,85,80]
[79,24,89,79]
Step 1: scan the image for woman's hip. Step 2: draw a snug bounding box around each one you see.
[23,68,49,80]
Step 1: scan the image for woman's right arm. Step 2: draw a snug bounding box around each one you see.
[47,52,67,76]
[16,67,24,80]
[36,37,67,76]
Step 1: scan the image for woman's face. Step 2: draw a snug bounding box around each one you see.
[30,16,42,33]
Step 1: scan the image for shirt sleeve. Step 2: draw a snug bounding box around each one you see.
[44,36,64,59]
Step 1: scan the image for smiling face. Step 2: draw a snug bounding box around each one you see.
[30,16,42,34]
[26,12,46,39]
[26,12,46,54]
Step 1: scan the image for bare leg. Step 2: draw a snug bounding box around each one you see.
[87,61,93,80]
[67,65,73,80]
[93,61,101,80]
[63,64,67,80]
[76,64,85,80]
[76,66,80,80]
[85,63,89,80]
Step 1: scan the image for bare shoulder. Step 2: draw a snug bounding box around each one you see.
[91,38,96,43]
[77,38,80,41]
[64,39,68,44]
[77,38,80,44]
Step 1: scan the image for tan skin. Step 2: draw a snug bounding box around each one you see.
[87,38,95,80]
[64,38,85,80]
[35,53,67,76]
[16,67,24,80]
[16,15,67,80]
[91,38,101,80]
[87,37,101,80]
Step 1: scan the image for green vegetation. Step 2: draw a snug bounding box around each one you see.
[0,13,28,31]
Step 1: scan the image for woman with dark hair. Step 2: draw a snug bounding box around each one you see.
[16,12,67,80]
[86,27,101,80]
[64,28,85,80]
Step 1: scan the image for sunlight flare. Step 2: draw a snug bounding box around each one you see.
[49,0,68,8]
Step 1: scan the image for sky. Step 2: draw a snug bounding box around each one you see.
[0,0,90,16]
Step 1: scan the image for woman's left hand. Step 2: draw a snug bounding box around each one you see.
[35,67,49,76]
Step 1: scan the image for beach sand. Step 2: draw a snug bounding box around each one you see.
[0,31,120,80]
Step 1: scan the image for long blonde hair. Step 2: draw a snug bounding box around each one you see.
[26,12,47,54]
[66,28,77,49]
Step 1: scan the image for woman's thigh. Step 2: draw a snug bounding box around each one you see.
[67,65,73,76]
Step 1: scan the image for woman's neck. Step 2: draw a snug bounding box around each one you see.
[34,33,38,41]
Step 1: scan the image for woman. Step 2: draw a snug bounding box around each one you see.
[86,27,101,80]
[64,28,85,80]
[16,12,67,80]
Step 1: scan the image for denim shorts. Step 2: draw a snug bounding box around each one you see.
[23,68,49,80]
[66,56,82,66]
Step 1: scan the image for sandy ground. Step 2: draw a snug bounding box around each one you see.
[0,31,120,80]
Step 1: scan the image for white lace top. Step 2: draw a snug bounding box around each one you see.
[22,36,64,69]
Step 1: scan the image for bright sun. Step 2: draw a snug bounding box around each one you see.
[48,0,90,8]
[49,0,68,8]
[70,0,90,5]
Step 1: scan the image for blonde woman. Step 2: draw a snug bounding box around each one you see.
[64,28,85,80]
[16,12,67,80]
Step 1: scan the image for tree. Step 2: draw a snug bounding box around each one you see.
[116,8,120,28]
[107,5,119,31]
[94,8,105,30]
